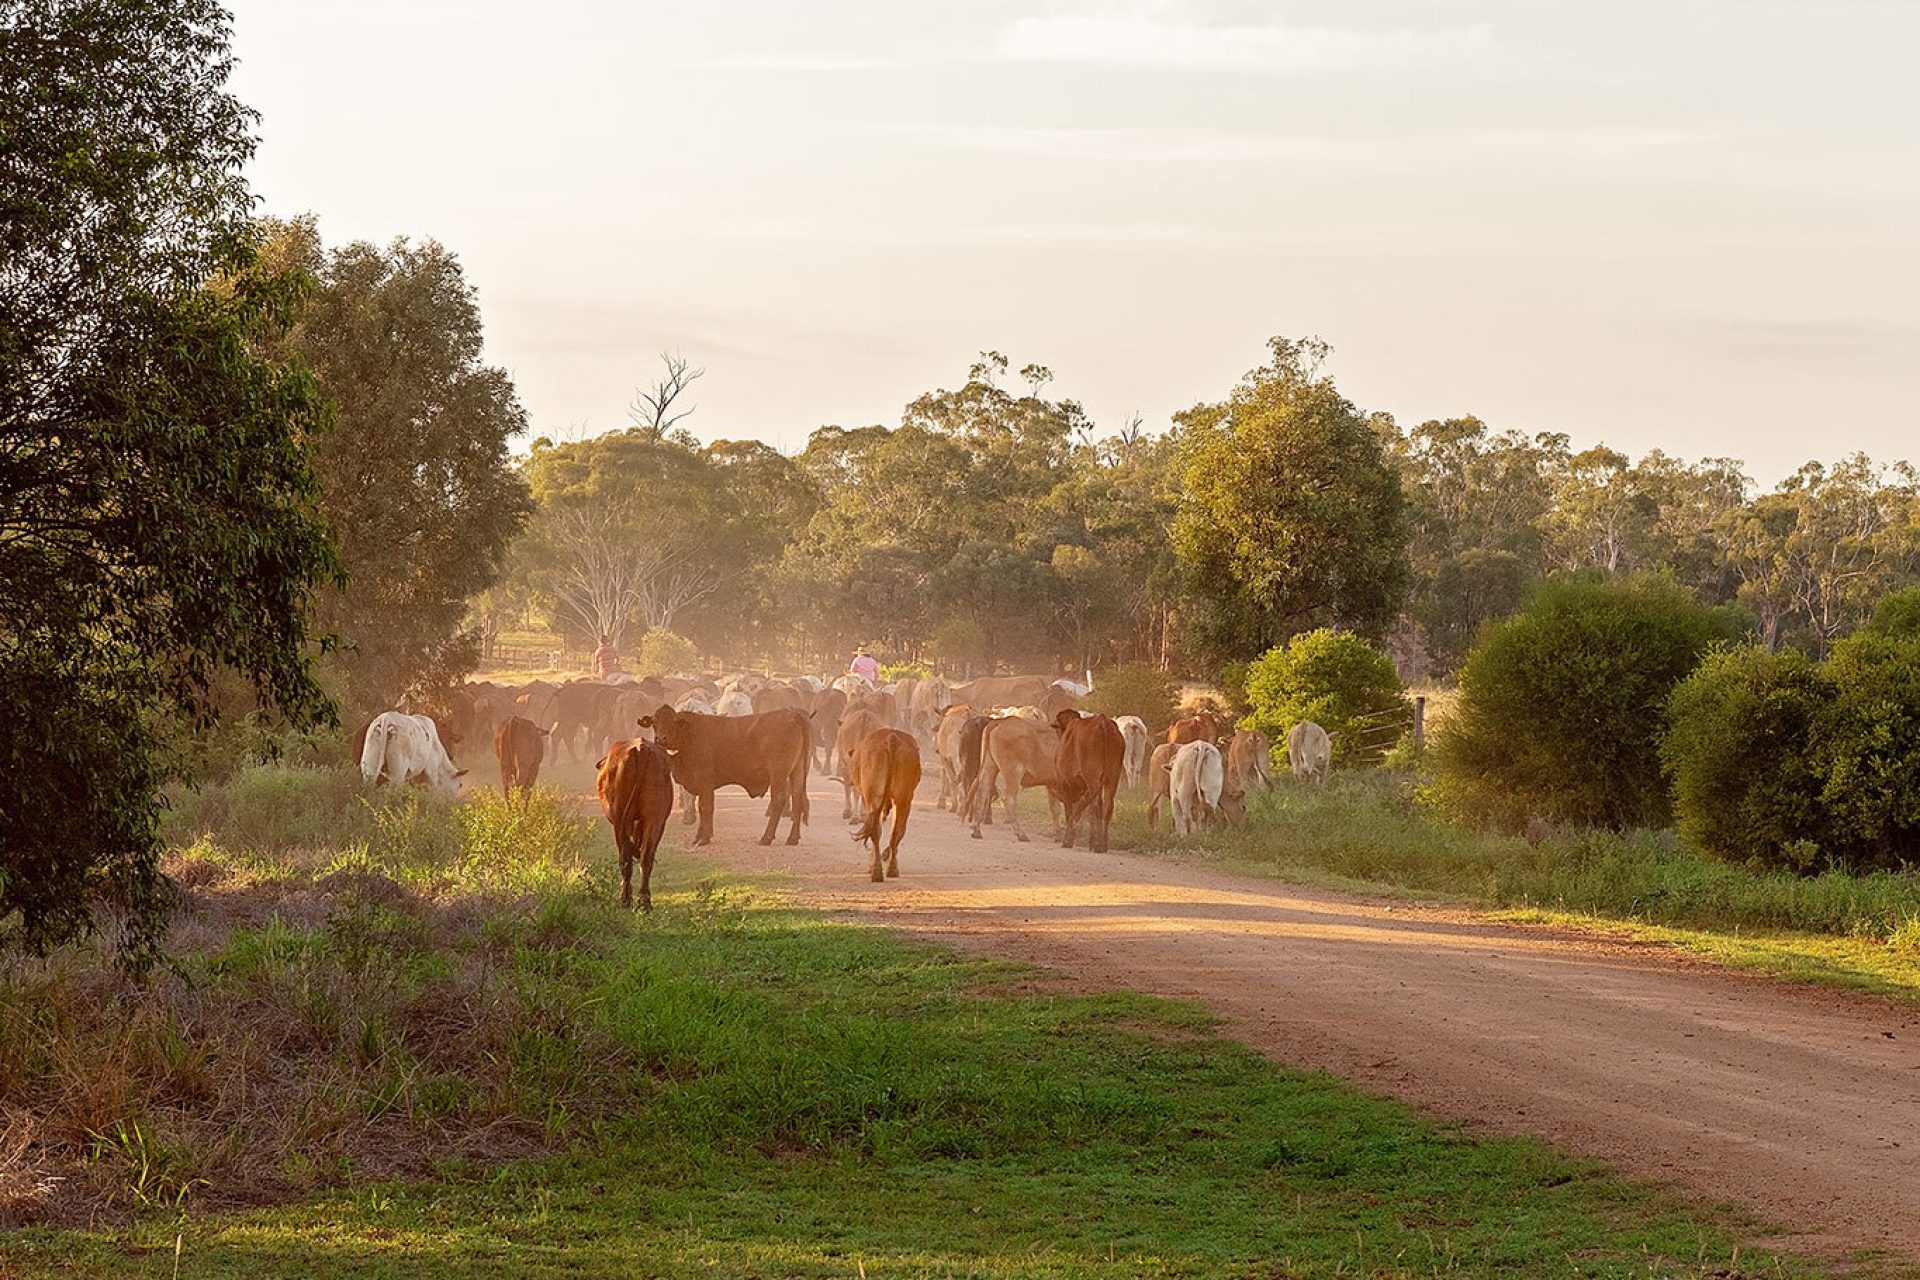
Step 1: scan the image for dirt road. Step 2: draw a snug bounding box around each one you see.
[688,775,1920,1257]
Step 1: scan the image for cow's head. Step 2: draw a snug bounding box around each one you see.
[640,705,686,750]
[1052,708,1084,733]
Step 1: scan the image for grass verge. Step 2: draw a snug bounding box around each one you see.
[0,765,1844,1276]
[1114,772,1920,1000]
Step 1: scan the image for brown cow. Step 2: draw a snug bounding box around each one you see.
[1167,711,1221,745]
[849,727,921,882]
[957,714,992,824]
[932,704,975,811]
[1053,710,1125,853]
[951,675,1050,710]
[1226,729,1272,797]
[834,706,884,820]
[810,687,849,772]
[595,738,674,910]
[640,705,811,847]
[970,715,1065,842]
[752,683,803,716]
[1145,741,1178,832]
[1037,686,1081,724]
[494,715,549,800]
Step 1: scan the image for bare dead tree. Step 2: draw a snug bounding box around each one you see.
[540,501,723,643]
[629,351,705,436]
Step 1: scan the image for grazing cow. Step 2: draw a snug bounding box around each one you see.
[849,728,921,882]
[951,675,1050,710]
[595,739,674,910]
[360,712,465,797]
[752,683,803,716]
[932,704,975,811]
[970,715,1065,842]
[1167,712,1221,746]
[1053,710,1125,853]
[1114,716,1150,789]
[641,705,811,846]
[1226,730,1272,796]
[1286,721,1332,784]
[907,676,950,741]
[810,687,849,772]
[1169,740,1225,836]
[494,715,549,800]
[714,690,754,717]
[1145,742,1178,832]
[834,706,884,820]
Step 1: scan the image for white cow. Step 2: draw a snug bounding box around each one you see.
[360,712,465,797]
[1168,740,1224,836]
[714,690,754,717]
[672,691,715,714]
[1286,720,1332,785]
[831,674,873,697]
[908,676,951,741]
[1114,715,1151,789]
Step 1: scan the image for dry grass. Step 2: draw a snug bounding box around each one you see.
[0,777,636,1227]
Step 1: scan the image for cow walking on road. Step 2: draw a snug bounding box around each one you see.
[596,738,673,910]
[849,727,921,881]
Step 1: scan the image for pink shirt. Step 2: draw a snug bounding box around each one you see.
[850,654,879,682]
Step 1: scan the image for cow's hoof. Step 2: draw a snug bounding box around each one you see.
[785,834,801,846]
[870,869,884,883]
[757,836,774,847]
[1015,833,1030,843]
[970,829,982,840]
[639,896,652,913]
[886,865,899,879]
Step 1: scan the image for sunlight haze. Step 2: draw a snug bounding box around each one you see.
[229,0,1920,481]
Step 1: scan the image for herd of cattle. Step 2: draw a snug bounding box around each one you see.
[355,670,1336,911]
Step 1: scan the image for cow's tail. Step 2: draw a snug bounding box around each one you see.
[611,743,646,843]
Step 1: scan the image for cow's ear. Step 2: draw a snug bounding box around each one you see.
[453,769,469,778]
[595,756,607,770]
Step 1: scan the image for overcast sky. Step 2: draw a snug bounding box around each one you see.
[228,0,1919,484]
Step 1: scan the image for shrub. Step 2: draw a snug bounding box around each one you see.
[633,629,700,678]
[1084,663,1179,735]
[1431,573,1742,831]
[1664,646,1832,870]
[1241,630,1409,768]
[880,661,932,682]
[1814,616,1920,867]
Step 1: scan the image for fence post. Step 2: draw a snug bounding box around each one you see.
[1412,696,1426,753]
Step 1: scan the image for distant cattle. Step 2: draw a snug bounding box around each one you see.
[714,690,754,717]
[1286,721,1332,785]
[1037,686,1081,724]
[952,675,1050,710]
[970,715,1064,842]
[1053,710,1125,853]
[858,688,899,731]
[810,687,849,772]
[834,705,885,820]
[906,677,949,741]
[1114,715,1150,789]
[493,715,549,800]
[1226,730,1272,796]
[957,714,992,823]
[360,712,465,797]
[891,678,919,727]
[752,683,803,716]
[596,738,674,910]
[932,704,975,811]
[831,674,873,698]
[1169,740,1225,835]
[1145,742,1178,832]
[642,704,811,846]
[849,727,921,882]
[1167,712,1221,746]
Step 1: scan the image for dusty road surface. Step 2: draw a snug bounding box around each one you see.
[684,774,1920,1258]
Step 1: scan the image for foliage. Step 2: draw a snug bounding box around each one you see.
[257,217,531,720]
[1240,629,1410,767]
[1083,663,1179,735]
[879,661,932,681]
[633,629,701,679]
[1172,337,1409,663]
[0,0,339,963]
[1431,574,1743,831]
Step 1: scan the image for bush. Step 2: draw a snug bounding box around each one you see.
[1664,646,1832,870]
[1812,612,1920,866]
[880,661,932,682]
[1241,630,1408,768]
[1431,573,1742,831]
[1084,663,1179,735]
[633,629,700,678]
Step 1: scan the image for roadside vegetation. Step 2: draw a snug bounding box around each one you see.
[0,763,1826,1277]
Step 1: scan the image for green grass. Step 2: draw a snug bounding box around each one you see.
[1116,772,1920,1000]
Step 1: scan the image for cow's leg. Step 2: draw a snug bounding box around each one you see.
[1002,772,1029,843]
[758,783,784,846]
[615,826,635,908]
[637,820,659,913]
[681,785,698,825]
[695,791,715,846]
[785,764,805,845]
[867,800,886,882]
[886,798,908,878]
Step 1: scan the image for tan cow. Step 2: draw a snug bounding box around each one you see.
[969,715,1064,843]
[908,676,951,741]
[1145,741,1178,832]
[932,703,975,811]
[1169,740,1225,835]
[835,706,884,820]
[858,688,899,731]
[849,727,921,882]
[951,674,1049,709]
[1286,721,1332,784]
[1114,715,1151,788]
[1226,730,1272,796]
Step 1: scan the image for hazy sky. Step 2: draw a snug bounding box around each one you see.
[228,0,1919,483]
